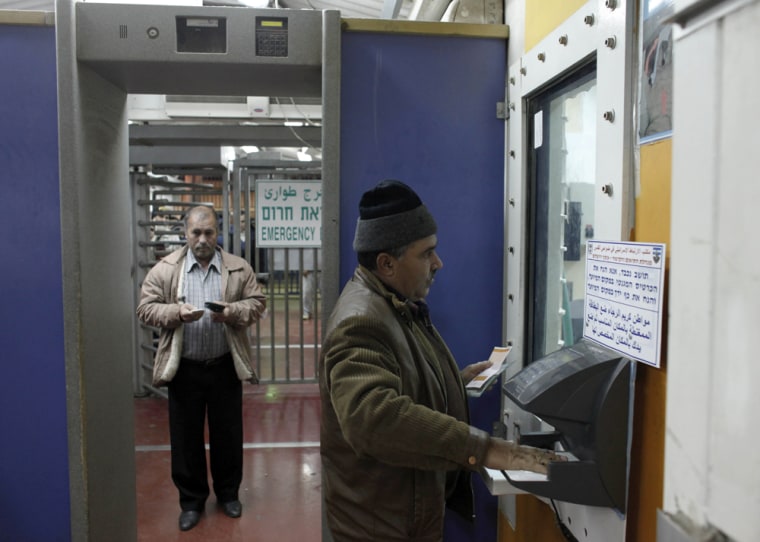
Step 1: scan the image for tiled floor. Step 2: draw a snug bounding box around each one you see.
[134,383,322,541]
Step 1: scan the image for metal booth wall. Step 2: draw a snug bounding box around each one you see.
[0,15,70,541]
[339,20,508,542]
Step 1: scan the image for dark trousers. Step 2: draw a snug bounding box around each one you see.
[167,354,243,511]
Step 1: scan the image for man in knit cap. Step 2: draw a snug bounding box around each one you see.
[319,180,563,542]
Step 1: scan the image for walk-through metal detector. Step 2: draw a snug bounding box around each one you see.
[55,2,340,539]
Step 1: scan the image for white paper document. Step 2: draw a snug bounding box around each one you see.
[465,346,512,393]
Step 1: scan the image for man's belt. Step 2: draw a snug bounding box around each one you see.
[181,352,232,366]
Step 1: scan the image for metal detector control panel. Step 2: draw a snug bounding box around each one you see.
[75,4,329,96]
[255,16,288,57]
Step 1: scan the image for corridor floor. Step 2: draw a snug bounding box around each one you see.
[134,383,322,542]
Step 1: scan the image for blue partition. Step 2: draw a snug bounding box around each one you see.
[0,23,69,541]
[340,27,506,541]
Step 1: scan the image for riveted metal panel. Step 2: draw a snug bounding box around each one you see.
[501,1,636,540]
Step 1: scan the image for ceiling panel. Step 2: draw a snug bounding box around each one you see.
[0,0,413,19]
[280,0,414,19]
[0,0,54,9]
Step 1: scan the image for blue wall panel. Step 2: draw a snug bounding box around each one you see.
[341,30,506,541]
[0,24,70,541]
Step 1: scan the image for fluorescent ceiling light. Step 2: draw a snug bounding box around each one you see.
[239,0,270,6]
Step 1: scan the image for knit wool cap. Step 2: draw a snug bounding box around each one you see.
[352,179,437,252]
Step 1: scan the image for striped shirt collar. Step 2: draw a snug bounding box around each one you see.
[185,247,222,273]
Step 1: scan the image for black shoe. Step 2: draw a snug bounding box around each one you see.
[179,510,201,531]
[220,499,242,518]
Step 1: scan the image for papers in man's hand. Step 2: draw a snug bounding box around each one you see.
[466,346,512,396]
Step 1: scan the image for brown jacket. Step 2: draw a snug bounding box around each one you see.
[319,267,491,542]
[136,246,266,386]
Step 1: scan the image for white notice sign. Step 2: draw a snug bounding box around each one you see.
[583,241,666,368]
[256,180,322,248]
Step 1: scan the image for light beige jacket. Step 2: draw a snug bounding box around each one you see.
[136,246,266,386]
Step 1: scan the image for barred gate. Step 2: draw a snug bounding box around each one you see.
[131,167,322,398]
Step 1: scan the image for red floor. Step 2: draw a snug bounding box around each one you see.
[134,383,322,541]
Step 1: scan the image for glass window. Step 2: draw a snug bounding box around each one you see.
[526,62,596,362]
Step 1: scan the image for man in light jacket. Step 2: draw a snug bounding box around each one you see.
[320,180,563,542]
[137,205,266,532]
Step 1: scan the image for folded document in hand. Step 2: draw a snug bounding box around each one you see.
[466,346,512,396]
